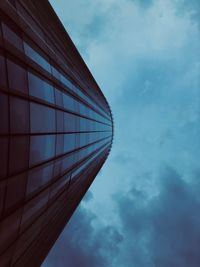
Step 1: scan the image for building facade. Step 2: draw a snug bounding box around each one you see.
[0,1,113,266]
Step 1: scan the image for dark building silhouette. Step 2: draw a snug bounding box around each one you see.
[0,1,113,266]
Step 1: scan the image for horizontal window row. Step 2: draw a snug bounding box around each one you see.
[0,94,112,134]
[71,145,109,181]
[0,134,112,179]
[1,21,111,121]
[5,59,111,125]
[0,137,111,221]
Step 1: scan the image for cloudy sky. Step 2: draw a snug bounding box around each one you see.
[43,0,200,266]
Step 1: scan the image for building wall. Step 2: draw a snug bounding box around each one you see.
[0,1,113,266]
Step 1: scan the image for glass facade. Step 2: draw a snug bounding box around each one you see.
[0,1,113,266]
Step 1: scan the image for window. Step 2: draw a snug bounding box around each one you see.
[53,158,63,179]
[56,135,64,156]
[61,153,75,172]
[10,97,29,133]
[0,55,7,89]
[63,134,76,153]
[0,209,22,254]
[28,72,54,104]
[0,93,8,134]
[24,42,51,73]
[27,163,53,197]
[63,93,75,111]
[0,181,6,218]
[49,174,70,201]
[9,136,29,175]
[30,135,55,166]
[55,88,63,107]
[64,112,77,132]
[20,189,49,232]
[30,102,55,133]
[51,66,60,81]
[2,23,23,51]
[0,137,8,179]
[56,110,64,132]
[5,173,27,214]
[7,60,28,94]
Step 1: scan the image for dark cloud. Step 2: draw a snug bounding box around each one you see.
[43,205,123,267]
[115,165,200,267]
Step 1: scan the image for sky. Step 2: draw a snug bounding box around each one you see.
[43,0,200,266]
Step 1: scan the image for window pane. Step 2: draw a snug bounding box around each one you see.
[63,134,76,153]
[5,173,27,214]
[10,97,29,133]
[64,113,77,132]
[0,137,8,179]
[24,42,51,72]
[0,181,6,218]
[55,88,63,107]
[30,103,55,133]
[0,55,7,89]
[63,93,75,111]
[9,136,29,175]
[20,189,49,232]
[56,135,64,156]
[7,60,28,94]
[28,72,54,104]
[27,163,53,197]
[0,93,9,134]
[56,110,64,132]
[30,135,55,166]
[2,23,23,51]
[0,209,22,254]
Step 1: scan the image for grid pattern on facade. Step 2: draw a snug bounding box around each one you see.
[0,1,113,266]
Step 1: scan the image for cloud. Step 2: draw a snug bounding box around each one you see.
[114,165,200,267]
[43,204,123,267]
[46,1,200,266]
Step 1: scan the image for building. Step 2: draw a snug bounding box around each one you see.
[0,1,113,266]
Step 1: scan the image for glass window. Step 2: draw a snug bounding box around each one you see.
[79,117,87,131]
[10,97,29,133]
[61,153,75,172]
[79,102,88,117]
[53,158,63,178]
[27,163,53,197]
[0,137,8,179]
[63,93,75,111]
[30,135,55,166]
[0,55,7,89]
[61,74,72,89]
[0,181,6,218]
[51,66,60,81]
[0,209,22,254]
[55,88,63,107]
[56,135,64,156]
[30,102,55,133]
[9,136,29,175]
[20,189,49,232]
[28,72,54,104]
[7,60,28,94]
[64,112,77,132]
[0,93,9,134]
[63,134,76,153]
[24,42,51,73]
[50,174,70,201]
[5,173,27,214]
[2,23,23,51]
[56,110,64,132]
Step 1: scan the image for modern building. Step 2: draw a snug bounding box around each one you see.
[0,1,113,266]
